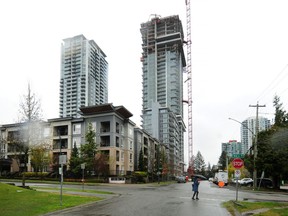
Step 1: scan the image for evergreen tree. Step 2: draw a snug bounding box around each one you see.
[80,123,97,175]
[218,151,227,171]
[69,143,81,177]
[257,127,288,189]
[273,95,287,127]
[194,151,206,174]
[255,96,288,189]
[206,162,214,178]
[138,148,144,171]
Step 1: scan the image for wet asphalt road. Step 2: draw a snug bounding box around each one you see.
[5,180,287,216]
[42,181,233,216]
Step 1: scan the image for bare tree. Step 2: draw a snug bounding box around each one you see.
[147,144,156,181]
[94,152,109,178]
[11,83,44,186]
[19,83,42,122]
[30,143,51,173]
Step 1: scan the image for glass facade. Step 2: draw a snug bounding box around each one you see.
[140,15,186,176]
[60,34,108,118]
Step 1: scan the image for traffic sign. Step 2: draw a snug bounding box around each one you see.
[59,155,67,164]
[234,169,241,178]
[232,158,244,169]
[232,154,244,158]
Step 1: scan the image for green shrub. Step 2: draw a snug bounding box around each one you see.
[21,172,49,178]
[131,171,148,183]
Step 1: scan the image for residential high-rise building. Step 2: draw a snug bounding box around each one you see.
[140,15,186,176]
[241,116,271,154]
[222,140,243,158]
[60,34,108,118]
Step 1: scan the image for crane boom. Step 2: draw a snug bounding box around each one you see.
[185,0,193,175]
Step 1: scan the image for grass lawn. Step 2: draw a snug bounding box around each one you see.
[223,200,288,216]
[0,182,103,216]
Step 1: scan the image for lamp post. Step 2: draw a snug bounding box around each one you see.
[58,130,63,206]
[228,117,257,190]
[157,145,160,184]
[81,163,86,191]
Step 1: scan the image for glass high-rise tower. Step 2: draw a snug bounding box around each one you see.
[140,15,186,176]
[241,116,271,154]
[60,34,108,118]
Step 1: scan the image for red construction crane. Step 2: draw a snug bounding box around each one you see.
[185,0,193,176]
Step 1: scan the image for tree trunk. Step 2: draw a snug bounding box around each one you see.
[22,173,26,187]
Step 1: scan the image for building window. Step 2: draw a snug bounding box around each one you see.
[100,136,110,147]
[121,151,124,162]
[129,141,133,150]
[129,153,133,163]
[121,166,124,174]
[100,121,110,133]
[129,128,133,136]
[73,137,81,148]
[91,122,96,132]
[120,125,124,135]
[73,124,81,134]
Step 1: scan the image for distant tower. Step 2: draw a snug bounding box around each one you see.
[140,15,186,176]
[222,140,243,157]
[60,34,108,118]
[241,116,271,153]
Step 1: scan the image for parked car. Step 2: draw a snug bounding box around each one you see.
[177,176,186,183]
[231,178,239,183]
[257,178,273,188]
[238,178,253,186]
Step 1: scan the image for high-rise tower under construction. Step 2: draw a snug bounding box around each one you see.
[140,15,186,176]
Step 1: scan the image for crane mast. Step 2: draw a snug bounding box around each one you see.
[185,0,193,175]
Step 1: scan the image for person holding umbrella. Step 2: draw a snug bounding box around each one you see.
[192,177,200,200]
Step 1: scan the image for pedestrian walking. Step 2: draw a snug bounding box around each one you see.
[192,177,200,200]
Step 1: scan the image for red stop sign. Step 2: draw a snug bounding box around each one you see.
[232,158,244,169]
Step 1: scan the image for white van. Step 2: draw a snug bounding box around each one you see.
[214,171,228,186]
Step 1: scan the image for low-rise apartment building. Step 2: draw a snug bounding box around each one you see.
[0,104,136,176]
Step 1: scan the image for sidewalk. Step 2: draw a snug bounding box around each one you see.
[35,188,120,199]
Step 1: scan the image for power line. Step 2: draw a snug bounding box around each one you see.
[256,64,288,102]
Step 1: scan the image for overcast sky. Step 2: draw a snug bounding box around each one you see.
[1,0,288,167]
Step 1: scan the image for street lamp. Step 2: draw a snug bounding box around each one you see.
[58,130,64,206]
[81,163,86,191]
[228,117,257,190]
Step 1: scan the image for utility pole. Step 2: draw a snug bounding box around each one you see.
[249,102,265,190]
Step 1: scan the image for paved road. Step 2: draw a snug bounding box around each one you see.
[3,180,287,216]
[42,181,234,216]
